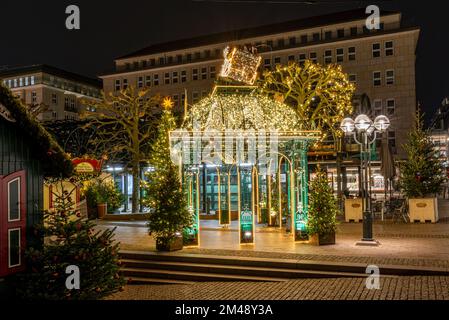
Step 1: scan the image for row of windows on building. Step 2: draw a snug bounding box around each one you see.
[3,75,100,98]
[115,40,396,91]
[121,23,386,71]
[347,69,395,87]
[264,40,393,68]
[3,76,36,88]
[114,66,217,91]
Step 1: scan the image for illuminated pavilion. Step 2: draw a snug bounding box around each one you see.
[169,47,321,245]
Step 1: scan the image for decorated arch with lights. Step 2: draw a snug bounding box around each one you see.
[169,47,321,245]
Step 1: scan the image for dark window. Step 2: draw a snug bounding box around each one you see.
[350,27,358,36]
[348,47,356,61]
[388,131,396,148]
[264,58,271,69]
[274,57,281,65]
[363,26,370,34]
[137,76,144,88]
[324,50,332,64]
[172,71,178,84]
[153,74,159,86]
[215,49,221,57]
[372,43,381,58]
[181,71,187,83]
[192,68,199,81]
[288,55,295,62]
[205,50,211,58]
[150,59,155,66]
[133,61,139,69]
[142,60,147,68]
[9,229,20,267]
[300,35,308,43]
[385,41,394,56]
[349,74,357,84]
[210,66,216,79]
[337,29,345,38]
[195,52,201,60]
[289,37,296,45]
[266,40,273,48]
[373,71,381,86]
[309,52,317,63]
[312,33,320,41]
[277,39,285,48]
[145,75,151,87]
[167,56,173,64]
[187,53,192,61]
[122,79,128,89]
[324,31,332,40]
[298,53,306,65]
[164,73,170,84]
[201,67,207,80]
[386,99,395,115]
[8,178,20,221]
[125,63,131,70]
[379,23,385,30]
[336,48,344,62]
[159,57,165,65]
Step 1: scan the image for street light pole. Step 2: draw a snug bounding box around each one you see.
[340,114,390,246]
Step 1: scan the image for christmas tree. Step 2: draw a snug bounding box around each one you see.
[15,182,125,300]
[307,168,338,236]
[143,98,193,249]
[399,112,445,198]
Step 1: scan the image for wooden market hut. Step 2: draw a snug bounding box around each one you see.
[0,85,72,282]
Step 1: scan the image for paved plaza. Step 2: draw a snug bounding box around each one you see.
[96,219,449,300]
[107,276,449,300]
[95,219,449,267]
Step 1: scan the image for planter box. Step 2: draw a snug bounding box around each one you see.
[309,232,336,246]
[156,236,183,251]
[409,198,439,223]
[97,203,107,219]
[344,198,363,222]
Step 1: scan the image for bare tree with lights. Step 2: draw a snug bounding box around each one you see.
[261,60,355,139]
[82,86,160,213]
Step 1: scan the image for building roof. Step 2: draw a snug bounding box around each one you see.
[0,84,73,177]
[117,8,401,60]
[0,64,102,88]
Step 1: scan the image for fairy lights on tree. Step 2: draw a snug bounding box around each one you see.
[260,60,355,140]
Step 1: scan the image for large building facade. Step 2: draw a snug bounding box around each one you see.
[101,9,419,161]
[0,64,102,122]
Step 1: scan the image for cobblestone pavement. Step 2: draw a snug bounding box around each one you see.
[107,276,449,300]
[95,220,449,268]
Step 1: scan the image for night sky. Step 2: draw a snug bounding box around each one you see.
[0,0,447,120]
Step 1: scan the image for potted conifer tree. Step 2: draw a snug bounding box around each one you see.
[399,112,445,223]
[308,168,338,245]
[143,98,193,251]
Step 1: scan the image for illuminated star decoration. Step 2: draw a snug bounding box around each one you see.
[162,96,174,110]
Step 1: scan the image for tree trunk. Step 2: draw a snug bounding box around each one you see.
[132,161,140,213]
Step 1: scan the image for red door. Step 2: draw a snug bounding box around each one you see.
[0,170,26,277]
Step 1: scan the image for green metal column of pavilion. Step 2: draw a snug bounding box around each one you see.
[184,167,200,246]
[292,140,311,241]
[239,165,255,244]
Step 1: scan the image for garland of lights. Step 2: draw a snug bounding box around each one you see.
[183,89,306,132]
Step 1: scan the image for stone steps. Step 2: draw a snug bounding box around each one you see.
[119,251,449,285]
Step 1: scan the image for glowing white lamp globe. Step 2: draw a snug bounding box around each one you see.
[340,117,355,133]
[354,114,372,132]
[374,115,390,132]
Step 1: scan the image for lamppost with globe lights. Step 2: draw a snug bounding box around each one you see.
[340,114,390,246]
